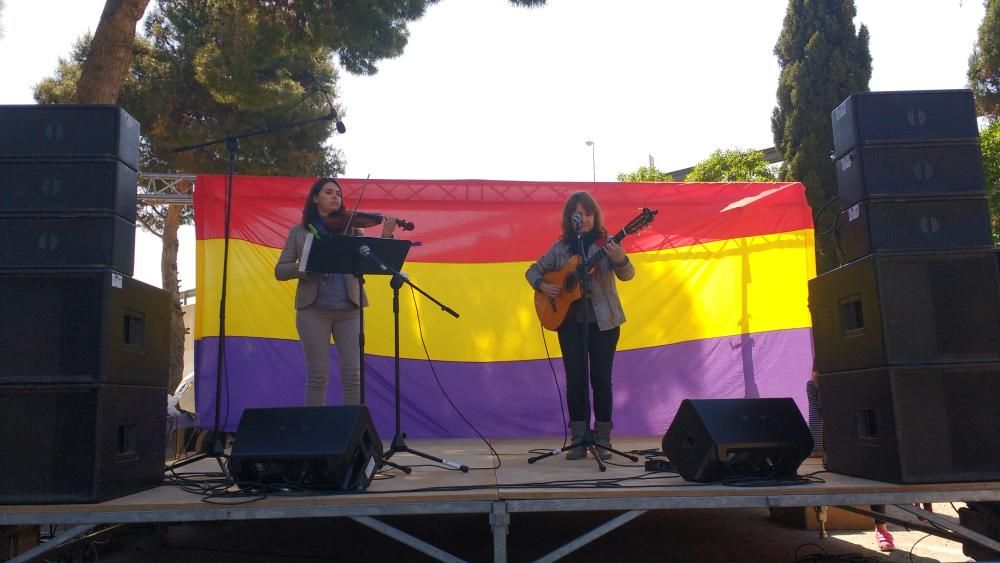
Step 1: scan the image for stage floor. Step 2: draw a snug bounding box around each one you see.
[4,437,1000,562]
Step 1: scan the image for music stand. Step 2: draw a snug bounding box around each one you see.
[345,239,468,474]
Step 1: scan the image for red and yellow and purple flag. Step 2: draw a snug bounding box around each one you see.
[194,176,815,437]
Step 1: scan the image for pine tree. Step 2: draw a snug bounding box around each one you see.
[772,0,871,273]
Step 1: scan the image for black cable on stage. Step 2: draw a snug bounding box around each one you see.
[408,285,502,471]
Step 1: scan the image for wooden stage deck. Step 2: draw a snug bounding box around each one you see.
[4,437,1000,562]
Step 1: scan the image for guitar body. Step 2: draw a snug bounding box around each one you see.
[533,255,584,331]
[531,207,658,331]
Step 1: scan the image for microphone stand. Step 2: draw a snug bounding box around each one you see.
[359,247,468,473]
[528,221,637,471]
[168,111,340,474]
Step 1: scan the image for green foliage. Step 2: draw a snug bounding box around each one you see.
[685,149,777,182]
[979,119,1000,244]
[970,0,1000,118]
[772,0,872,273]
[616,166,674,182]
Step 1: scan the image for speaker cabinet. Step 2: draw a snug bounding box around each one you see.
[837,197,993,262]
[818,365,1000,483]
[831,89,978,158]
[230,406,383,492]
[835,142,985,207]
[0,270,170,387]
[0,214,135,273]
[0,159,137,220]
[661,398,812,483]
[0,105,140,170]
[0,384,166,503]
[809,250,1000,373]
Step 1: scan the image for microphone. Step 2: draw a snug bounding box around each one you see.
[571,213,582,228]
[322,90,347,134]
[359,245,387,271]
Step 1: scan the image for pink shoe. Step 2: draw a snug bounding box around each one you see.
[875,528,895,551]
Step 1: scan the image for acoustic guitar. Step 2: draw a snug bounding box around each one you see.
[533,208,657,331]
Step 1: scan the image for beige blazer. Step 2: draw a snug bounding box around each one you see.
[274,224,368,310]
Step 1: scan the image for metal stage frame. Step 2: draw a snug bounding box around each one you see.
[3,439,1000,562]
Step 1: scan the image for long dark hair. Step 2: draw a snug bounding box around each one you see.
[560,191,606,242]
[301,177,344,227]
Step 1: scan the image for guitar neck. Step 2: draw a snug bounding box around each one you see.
[583,230,627,269]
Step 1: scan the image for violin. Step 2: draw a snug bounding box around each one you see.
[324,210,415,233]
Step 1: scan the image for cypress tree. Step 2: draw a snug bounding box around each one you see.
[772,0,872,273]
[969,0,1000,118]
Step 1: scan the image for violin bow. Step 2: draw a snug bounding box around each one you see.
[341,173,371,236]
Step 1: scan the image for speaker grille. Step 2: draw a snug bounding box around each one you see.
[0,160,137,219]
[0,270,170,386]
[818,366,1000,483]
[0,384,166,503]
[0,105,140,170]
[0,214,135,273]
[832,90,978,158]
[838,197,993,261]
[810,250,1000,372]
[835,142,985,206]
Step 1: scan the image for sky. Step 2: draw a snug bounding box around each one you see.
[0,0,987,289]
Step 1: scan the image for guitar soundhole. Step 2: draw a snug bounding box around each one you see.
[565,274,578,291]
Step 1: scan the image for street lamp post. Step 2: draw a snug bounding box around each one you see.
[585,140,595,182]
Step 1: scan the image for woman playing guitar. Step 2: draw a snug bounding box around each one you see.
[524,191,636,461]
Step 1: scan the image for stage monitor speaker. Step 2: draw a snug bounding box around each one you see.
[809,250,1000,373]
[818,365,1000,483]
[0,159,137,220]
[661,398,813,483]
[0,384,166,503]
[837,196,993,262]
[229,405,383,492]
[831,89,978,159]
[835,141,985,207]
[0,105,139,171]
[0,214,135,273]
[0,270,170,387]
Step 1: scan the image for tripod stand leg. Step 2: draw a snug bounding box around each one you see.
[587,444,607,472]
[380,457,411,474]
[402,445,470,473]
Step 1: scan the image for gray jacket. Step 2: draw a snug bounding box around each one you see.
[525,239,635,331]
[274,224,367,310]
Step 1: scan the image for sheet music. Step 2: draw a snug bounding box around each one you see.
[299,232,315,273]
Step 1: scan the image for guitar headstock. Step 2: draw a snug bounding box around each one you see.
[622,207,658,235]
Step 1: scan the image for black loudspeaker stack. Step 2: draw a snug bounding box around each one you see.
[811,90,1000,483]
[0,105,171,503]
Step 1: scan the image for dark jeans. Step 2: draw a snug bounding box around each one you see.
[557,322,620,423]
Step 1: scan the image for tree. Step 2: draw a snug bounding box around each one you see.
[76,0,548,105]
[685,148,777,182]
[40,0,549,390]
[76,0,151,103]
[970,0,1000,118]
[772,0,871,273]
[616,166,673,182]
[980,119,1000,244]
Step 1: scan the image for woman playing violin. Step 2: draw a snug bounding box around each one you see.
[274,177,398,406]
